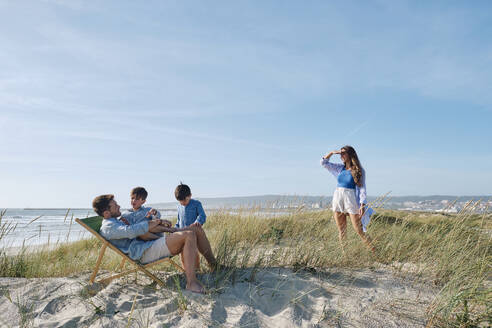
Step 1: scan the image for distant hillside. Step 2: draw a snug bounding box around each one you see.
[149,195,331,209]
[149,194,491,210]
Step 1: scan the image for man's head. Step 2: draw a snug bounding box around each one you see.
[130,187,148,210]
[175,183,192,206]
[92,194,121,219]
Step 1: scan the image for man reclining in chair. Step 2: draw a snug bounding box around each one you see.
[120,187,218,273]
[92,194,205,293]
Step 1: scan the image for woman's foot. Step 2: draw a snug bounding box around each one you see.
[366,236,377,253]
[186,280,204,294]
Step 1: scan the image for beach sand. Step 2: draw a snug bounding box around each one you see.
[0,266,436,327]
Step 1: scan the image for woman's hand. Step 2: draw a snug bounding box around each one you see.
[359,204,366,217]
[323,150,340,159]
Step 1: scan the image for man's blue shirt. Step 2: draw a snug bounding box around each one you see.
[175,199,206,228]
[100,217,154,261]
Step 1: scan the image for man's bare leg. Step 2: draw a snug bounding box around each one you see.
[180,253,200,272]
[165,231,203,293]
[177,225,217,269]
[189,225,216,268]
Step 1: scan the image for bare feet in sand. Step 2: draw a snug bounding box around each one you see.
[186,281,204,294]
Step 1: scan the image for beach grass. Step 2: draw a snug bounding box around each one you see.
[0,206,490,327]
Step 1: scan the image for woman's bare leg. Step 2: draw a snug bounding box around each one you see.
[348,213,375,252]
[165,231,203,293]
[333,212,347,250]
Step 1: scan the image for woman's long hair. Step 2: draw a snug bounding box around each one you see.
[342,145,363,187]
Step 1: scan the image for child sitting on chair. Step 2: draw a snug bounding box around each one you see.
[120,187,175,240]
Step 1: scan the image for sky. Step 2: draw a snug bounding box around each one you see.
[0,0,491,208]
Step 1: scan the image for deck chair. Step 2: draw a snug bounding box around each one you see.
[75,216,184,287]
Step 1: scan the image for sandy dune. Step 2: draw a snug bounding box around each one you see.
[0,267,436,327]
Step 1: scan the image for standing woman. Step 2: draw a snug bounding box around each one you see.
[321,145,374,251]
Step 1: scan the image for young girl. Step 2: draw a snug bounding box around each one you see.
[321,145,374,251]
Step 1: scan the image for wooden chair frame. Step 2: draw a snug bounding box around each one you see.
[75,217,184,287]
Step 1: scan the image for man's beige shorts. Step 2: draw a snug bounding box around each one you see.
[140,236,172,264]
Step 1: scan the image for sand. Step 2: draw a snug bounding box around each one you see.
[0,266,437,327]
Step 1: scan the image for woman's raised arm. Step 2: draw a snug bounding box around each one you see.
[321,150,344,177]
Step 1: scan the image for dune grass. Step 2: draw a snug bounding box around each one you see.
[0,206,490,327]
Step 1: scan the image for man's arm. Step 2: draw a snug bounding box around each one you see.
[138,217,175,239]
[149,219,177,233]
[101,219,162,240]
[138,232,160,241]
[100,220,149,240]
[118,216,170,238]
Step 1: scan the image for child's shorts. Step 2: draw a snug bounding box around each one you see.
[140,236,171,264]
[332,187,359,214]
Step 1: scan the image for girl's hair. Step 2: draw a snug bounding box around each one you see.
[341,145,363,187]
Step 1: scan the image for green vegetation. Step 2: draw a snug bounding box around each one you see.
[0,205,490,327]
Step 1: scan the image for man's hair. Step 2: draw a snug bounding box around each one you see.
[131,187,148,200]
[92,194,114,216]
[175,183,191,201]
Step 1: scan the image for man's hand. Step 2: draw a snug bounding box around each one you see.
[160,219,172,228]
[148,219,161,230]
[120,217,130,225]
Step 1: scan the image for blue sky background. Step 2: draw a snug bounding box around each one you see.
[1,0,491,207]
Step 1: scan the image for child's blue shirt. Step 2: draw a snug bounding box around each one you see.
[121,206,161,225]
[175,199,206,228]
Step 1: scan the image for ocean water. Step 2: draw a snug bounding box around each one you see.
[0,208,178,248]
[0,207,296,248]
